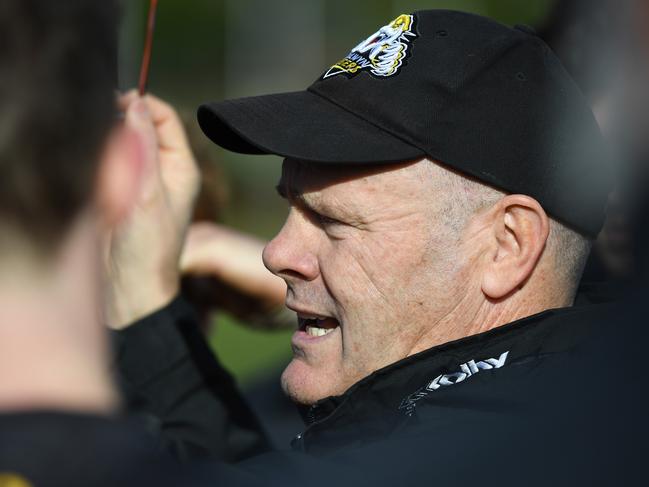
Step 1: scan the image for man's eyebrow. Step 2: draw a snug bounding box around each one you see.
[275,181,311,208]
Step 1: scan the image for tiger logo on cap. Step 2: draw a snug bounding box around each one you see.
[322,14,418,79]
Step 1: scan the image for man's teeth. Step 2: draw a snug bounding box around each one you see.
[299,315,339,337]
[305,325,336,337]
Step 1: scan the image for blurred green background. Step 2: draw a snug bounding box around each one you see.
[118,0,557,385]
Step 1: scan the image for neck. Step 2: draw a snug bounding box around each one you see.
[410,271,570,356]
[0,218,118,415]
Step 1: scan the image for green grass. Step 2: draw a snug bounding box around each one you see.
[207,313,294,385]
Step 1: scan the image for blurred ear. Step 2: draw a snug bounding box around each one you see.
[95,125,144,228]
[481,195,550,300]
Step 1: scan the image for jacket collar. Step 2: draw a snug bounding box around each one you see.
[292,304,606,452]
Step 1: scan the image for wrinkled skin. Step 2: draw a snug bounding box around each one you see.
[263,159,473,405]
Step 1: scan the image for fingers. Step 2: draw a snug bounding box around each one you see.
[119,90,191,154]
[180,222,224,273]
[119,89,200,193]
[180,222,276,288]
[182,223,287,306]
[143,94,189,147]
[117,89,138,110]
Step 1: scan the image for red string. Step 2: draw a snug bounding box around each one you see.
[138,0,159,96]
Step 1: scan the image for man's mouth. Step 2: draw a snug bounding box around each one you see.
[298,315,340,337]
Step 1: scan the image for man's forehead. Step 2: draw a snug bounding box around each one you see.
[277,158,420,198]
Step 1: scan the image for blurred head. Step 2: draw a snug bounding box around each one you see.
[0,0,139,262]
[264,158,591,405]
[538,0,624,106]
[0,1,144,414]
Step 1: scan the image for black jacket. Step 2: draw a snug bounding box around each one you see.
[0,412,194,487]
[114,296,648,486]
[112,298,271,463]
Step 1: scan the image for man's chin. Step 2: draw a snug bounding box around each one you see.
[280,358,341,406]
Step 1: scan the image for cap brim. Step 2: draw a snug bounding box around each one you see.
[197,90,424,164]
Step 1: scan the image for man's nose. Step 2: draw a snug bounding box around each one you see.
[263,211,319,282]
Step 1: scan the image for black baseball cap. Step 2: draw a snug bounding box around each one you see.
[198,10,612,237]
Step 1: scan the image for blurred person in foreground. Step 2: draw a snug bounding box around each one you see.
[0,0,158,484]
[0,1,270,485]
[539,0,637,290]
[108,9,649,485]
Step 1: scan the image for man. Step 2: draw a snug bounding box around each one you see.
[111,9,634,484]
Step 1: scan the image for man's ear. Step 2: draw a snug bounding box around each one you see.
[95,125,145,228]
[481,195,550,300]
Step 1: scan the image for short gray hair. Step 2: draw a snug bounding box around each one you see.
[422,160,591,301]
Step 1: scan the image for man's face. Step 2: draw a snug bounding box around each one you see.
[263,159,468,405]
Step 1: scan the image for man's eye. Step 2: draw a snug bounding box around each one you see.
[314,212,341,226]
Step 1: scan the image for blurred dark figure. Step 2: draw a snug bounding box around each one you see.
[538,0,624,106]
[621,1,649,293]
[539,5,649,483]
[624,1,649,286]
[539,0,637,288]
[0,2,204,485]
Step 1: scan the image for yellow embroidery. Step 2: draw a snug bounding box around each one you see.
[0,473,33,487]
[323,14,417,79]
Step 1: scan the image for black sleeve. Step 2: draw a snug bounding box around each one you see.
[111,296,272,463]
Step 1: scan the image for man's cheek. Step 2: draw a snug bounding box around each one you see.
[324,256,384,307]
[325,243,393,296]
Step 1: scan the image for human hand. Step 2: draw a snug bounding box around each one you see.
[104,92,201,329]
[181,222,287,311]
